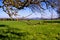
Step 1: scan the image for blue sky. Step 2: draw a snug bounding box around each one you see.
[0,0,59,19]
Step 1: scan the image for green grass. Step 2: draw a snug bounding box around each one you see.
[0,20,60,40]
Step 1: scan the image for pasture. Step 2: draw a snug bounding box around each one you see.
[0,20,60,40]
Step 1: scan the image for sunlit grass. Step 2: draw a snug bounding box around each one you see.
[0,20,60,40]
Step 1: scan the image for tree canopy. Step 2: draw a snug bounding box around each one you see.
[0,0,60,18]
[3,0,56,9]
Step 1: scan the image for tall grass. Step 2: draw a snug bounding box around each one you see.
[0,20,60,40]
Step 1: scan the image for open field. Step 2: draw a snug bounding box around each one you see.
[0,20,60,40]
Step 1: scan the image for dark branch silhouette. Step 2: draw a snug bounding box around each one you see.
[0,0,59,18]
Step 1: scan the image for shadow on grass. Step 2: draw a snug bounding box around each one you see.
[23,20,60,26]
[0,26,30,40]
[43,21,60,23]
[0,24,9,27]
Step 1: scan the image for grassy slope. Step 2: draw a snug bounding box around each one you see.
[0,20,60,40]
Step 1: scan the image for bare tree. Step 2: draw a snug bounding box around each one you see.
[0,0,57,19]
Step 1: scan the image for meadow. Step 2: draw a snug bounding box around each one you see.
[0,20,60,40]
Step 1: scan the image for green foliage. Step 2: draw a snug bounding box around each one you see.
[0,20,60,40]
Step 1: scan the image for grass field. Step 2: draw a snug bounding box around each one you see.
[0,20,60,40]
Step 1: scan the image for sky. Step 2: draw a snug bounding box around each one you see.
[0,0,59,19]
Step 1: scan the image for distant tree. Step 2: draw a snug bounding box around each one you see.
[0,0,58,19]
